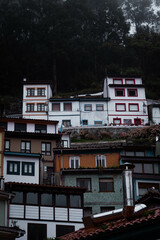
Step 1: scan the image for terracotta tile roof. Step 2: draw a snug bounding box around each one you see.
[60,207,160,240]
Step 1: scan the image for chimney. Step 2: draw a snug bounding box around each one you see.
[120,163,135,218]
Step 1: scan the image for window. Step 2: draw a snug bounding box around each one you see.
[37,88,45,96]
[52,103,60,111]
[135,151,145,157]
[61,140,68,148]
[99,178,114,192]
[133,163,158,174]
[11,191,23,204]
[62,120,71,127]
[27,88,35,96]
[113,78,123,84]
[84,104,92,111]
[115,88,125,96]
[94,121,103,125]
[35,124,47,133]
[7,161,20,175]
[56,225,75,238]
[37,103,45,112]
[22,162,35,176]
[21,141,31,153]
[55,194,67,207]
[125,151,134,156]
[134,163,143,173]
[41,193,52,206]
[41,142,51,155]
[101,206,115,213]
[5,140,10,151]
[95,155,106,167]
[116,103,126,111]
[70,195,81,208]
[64,103,72,111]
[129,104,139,111]
[77,178,91,192]
[113,118,121,125]
[28,223,47,240]
[134,118,141,126]
[143,163,154,174]
[96,104,104,111]
[123,119,132,125]
[26,192,38,205]
[69,156,80,169]
[84,207,92,217]
[125,79,135,84]
[128,89,137,97]
[26,104,34,112]
[15,123,26,132]
[0,122,7,130]
[138,182,159,196]
[82,120,88,125]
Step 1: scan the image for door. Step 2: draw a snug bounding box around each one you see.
[28,223,47,240]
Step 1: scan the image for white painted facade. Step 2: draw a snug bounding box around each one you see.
[22,77,149,127]
[107,77,148,126]
[3,154,40,184]
[150,105,160,124]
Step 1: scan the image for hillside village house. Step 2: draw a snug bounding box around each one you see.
[0,117,69,184]
[22,77,149,128]
[5,182,85,240]
[53,142,124,215]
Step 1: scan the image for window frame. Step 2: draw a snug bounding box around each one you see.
[125,78,135,85]
[5,140,10,151]
[26,103,34,112]
[7,161,20,175]
[64,103,72,111]
[27,88,35,97]
[96,104,104,111]
[82,120,88,125]
[35,124,47,133]
[115,88,125,97]
[113,118,121,125]
[37,103,45,112]
[84,104,92,111]
[94,121,103,126]
[22,162,35,176]
[99,178,114,192]
[115,103,126,112]
[15,123,26,132]
[37,88,45,96]
[95,155,106,168]
[77,178,92,192]
[62,120,71,127]
[113,78,123,84]
[41,142,51,156]
[21,141,31,153]
[127,88,138,97]
[69,156,80,169]
[52,103,60,111]
[129,103,139,112]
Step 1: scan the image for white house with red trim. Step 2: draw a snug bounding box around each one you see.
[106,77,148,126]
[22,78,149,127]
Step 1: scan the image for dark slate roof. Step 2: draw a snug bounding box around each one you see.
[5,131,62,140]
[0,117,58,124]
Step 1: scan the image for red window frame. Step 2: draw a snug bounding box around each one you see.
[125,78,135,84]
[127,88,138,97]
[129,103,139,112]
[113,78,123,84]
[113,118,121,125]
[115,103,126,112]
[134,118,141,126]
[115,88,125,97]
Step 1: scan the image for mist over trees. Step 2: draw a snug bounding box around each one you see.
[0,0,160,99]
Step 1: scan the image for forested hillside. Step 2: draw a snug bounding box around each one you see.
[0,0,160,101]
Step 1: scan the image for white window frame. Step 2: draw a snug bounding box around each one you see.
[69,157,80,169]
[95,155,106,167]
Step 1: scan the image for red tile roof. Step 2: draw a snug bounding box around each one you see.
[60,207,160,240]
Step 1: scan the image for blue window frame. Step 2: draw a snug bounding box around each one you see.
[96,104,104,111]
[84,104,92,111]
[94,121,103,126]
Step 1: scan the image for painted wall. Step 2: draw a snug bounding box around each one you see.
[64,173,123,214]
[152,107,160,124]
[55,152,120,173]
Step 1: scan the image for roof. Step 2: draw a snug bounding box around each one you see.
[5,182,86,194]
[61,168,122,175]
[136,188,160,207]
[121,155,160,163]
[5,131,62,140]
[0,226,25,239]
[4,151,41,158]
[23,80,52,85]
[60,207,160,240]
[109,84,144,88]
[49,97,110,102]
[0,117,58,125]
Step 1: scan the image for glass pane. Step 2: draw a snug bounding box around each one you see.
[125,151,134,156]
[26,192,38,205]
[14,164,18,172]
[75,159,79,168]
[55,194,67,207]
[11,191,23,204]
[134,163,142,173]
[107,182,113,192]
[154,163,159,174]
[99,182,106,192]
[24,164,28,173]
[135,152,145,156]
[144,164,153,174]
[70,195,81,208]
[41,193,52,206]
[10,163,13,172]
[71,159,74,168]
